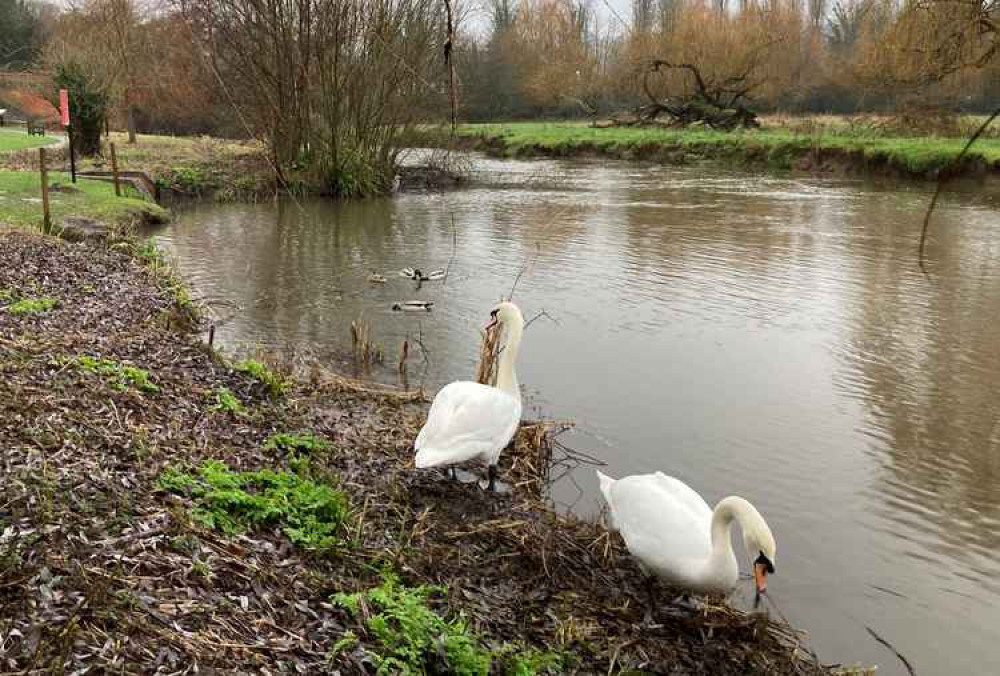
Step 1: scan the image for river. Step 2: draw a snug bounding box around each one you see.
[151,152,1000,674]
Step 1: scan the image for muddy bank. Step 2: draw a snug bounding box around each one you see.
[414,128,996,181]
[0,232,831,673]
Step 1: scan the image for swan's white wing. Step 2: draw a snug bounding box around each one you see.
[607,474,713,582]
[415,381,521,468]
[651,472,713,523]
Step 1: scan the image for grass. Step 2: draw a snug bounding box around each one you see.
[0,169,168,232]
[75,355,160,393]
[235,359,288,397]
[448,120,1000,176]
[5,296,57,315]
[0,128,61,153]
[158,459,349,550]
[209,386,244,415]
[264,432,332,454]
[333,572,566,675]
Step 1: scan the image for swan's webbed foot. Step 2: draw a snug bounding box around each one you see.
[486,464,498,492]
[640,576,663,629]
[439,466,457,480]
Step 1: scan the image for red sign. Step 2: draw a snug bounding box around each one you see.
[59,89,70,128]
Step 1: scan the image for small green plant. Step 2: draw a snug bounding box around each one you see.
[0,288,15,301]
[209,386,244,414]
[170,166,207,193]
[332,574,566,676]
[7,296,57,315]
[265,432,332,454]
[158,460,349,550]
[75,355,159,393]
[135,238,164,266]
[235,359,288,397]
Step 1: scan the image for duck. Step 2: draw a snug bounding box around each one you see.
[415,301,524,490]
[399,268,446,282]
[597,470,776,610]
[392,300,434,312]
[368,270,387,284]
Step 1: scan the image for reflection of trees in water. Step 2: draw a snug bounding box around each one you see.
[837,202,1000,569]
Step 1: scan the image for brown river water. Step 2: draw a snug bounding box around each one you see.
[151,152,1000,674]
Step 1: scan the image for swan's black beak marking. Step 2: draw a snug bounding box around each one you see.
[755,551,775,574]
[485,309,499,331]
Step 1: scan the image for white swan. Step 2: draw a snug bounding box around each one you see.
[415,301,524,490]
[597,471,776,598]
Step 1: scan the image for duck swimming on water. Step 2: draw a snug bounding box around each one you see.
[400,268,445,282]
[392,300,434,312]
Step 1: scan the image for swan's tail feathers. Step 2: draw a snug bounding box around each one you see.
[596,470,616,503]
[596,470,619,531]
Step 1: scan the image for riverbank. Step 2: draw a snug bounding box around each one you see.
[417,121,1000,179]
[0,230,831,673]
[0,168,167,234]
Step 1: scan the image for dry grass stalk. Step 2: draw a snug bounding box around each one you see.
[475,325,500,385]
[350,315,383,366]
[398,338,409,374]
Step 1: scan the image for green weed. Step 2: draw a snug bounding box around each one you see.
[169,166,208,193]
[209,386,244,414]
[264,432,332,454]
[235,359,288,397]
[75,355,159,393]
[333,573,566,676]
[158,459,349,550]
[7,296,57,315]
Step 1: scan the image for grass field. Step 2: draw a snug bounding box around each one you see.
[0,169,167,232]
[444,120,1000,176]
[0,128,61,152]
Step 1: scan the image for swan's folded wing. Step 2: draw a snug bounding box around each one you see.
[415,381,520,467]
[652,472,713,523]
[612,475,713,564]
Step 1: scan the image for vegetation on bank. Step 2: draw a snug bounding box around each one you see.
[0,168,167,232]
[0,230,831,674]
[430,120,1000,178]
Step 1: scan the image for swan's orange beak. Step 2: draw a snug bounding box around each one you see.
[753,562,769,595]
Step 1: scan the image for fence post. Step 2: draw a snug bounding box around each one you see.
[39,147,51,235]
[110,142,121,197]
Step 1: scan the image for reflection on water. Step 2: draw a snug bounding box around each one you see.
[153,154,1000,674]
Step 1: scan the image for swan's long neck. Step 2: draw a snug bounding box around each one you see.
[704,496,750,584]
[495,317,523,400]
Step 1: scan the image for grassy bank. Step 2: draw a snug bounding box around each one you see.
[426,121,1000,178]
[0,132,275,201]
[0,168,167,233]
[0,127,61,152]
[0,231,831,674]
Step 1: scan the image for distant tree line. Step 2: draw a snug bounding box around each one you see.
[454,0,1000,121]
[2,0,999,188]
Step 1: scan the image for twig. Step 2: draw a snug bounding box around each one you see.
[918,106,1000,272]
[444,213,458,284]
[866,626,917,676]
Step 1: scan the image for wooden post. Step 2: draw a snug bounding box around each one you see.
[68,124,77,184]
[39,147,51,235]
[110,142,121,196]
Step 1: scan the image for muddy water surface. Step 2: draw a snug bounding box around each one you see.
[152,153,1000,674]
